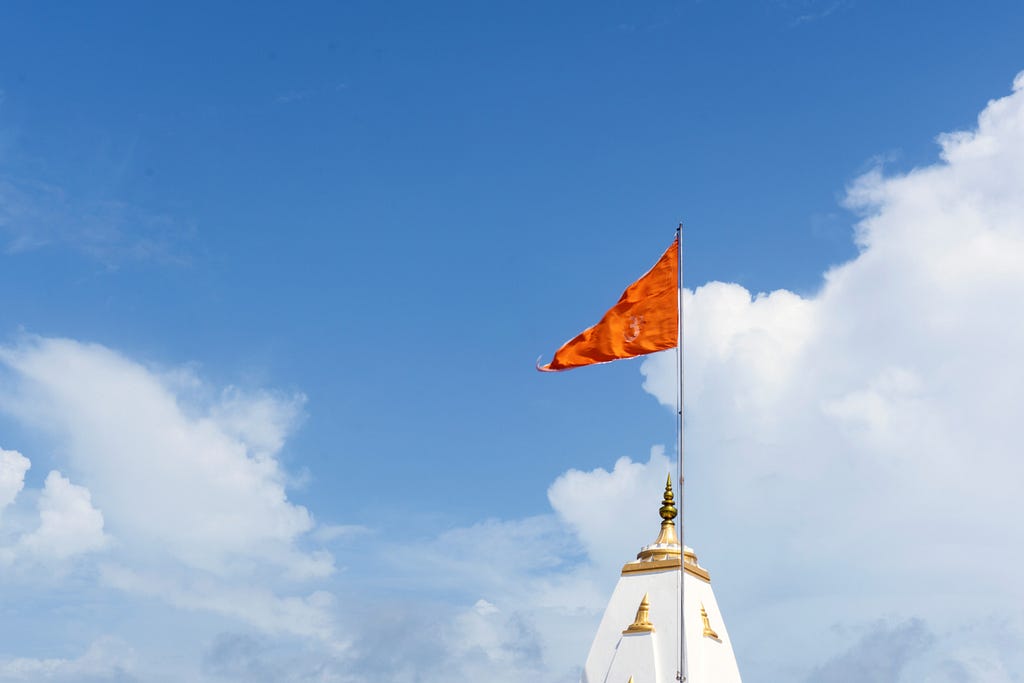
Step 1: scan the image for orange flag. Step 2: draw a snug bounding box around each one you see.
[538,237,679,372]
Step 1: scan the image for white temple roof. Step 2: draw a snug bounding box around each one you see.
[581,476,742,683]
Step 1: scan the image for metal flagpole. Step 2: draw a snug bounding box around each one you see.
[676,222,686,682]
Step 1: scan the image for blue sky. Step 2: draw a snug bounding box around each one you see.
[1,2,1023,681]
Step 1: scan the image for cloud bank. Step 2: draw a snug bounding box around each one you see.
[0,337,340,649]
[635,71,1024,680]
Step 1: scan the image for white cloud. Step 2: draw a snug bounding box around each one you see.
[0,337,337,641]
[633,71,1024,681]
[548,446,675,571]
[438,599,546,679]
[100,564,338,642]
[0,447,29,513]
[209,387,305,462]
[0,637,137,682]
[0,337,328,579]
[0,448,106,565]
[18,470,107,560]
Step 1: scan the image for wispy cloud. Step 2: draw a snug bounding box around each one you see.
[777,0,852,27]
[0,176,195,266]
[274,82,348,105]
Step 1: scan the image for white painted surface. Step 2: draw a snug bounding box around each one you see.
[604,632,659,683]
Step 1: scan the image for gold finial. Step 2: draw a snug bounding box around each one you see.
[636,474,680,559]
[660,473,677,521]
[623,593,656,634]
[700,603,719,639]
[627,678,634,683]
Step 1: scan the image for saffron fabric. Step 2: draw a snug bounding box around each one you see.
[538,238,678,372]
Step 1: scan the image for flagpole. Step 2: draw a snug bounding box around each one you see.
[676,222,686,682]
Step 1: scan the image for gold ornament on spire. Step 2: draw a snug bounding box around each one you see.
[622,593,656,634]
[701,602,719,640]
[636,473,680,560]
[659,472,677,521]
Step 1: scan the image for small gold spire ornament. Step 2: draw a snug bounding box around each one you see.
[655,475,680,548]
[623,593,656,634]
[627,678,634,683]
[659,472,677,522]
[637,474,680,561]
[700,603,719,639]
